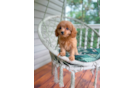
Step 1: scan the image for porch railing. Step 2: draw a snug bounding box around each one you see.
[74,24,100,49]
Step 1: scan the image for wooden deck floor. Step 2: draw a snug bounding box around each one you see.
[34,62,100,88]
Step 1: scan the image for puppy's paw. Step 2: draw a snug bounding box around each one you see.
[59,52,66,56]
[69,56,75,61]
[75,53,79,55]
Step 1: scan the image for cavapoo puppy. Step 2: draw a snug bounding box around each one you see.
[55,21,79,61]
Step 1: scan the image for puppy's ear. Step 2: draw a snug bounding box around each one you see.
[55,28,59,37]
[71,25,77,38]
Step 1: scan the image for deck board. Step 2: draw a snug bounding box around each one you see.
[34,62,100,88]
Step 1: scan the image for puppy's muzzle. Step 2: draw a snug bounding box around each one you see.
[61,31,64,35]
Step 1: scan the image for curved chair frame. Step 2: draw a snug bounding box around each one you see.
[38,15,100,88]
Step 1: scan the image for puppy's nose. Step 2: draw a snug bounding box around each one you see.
[61,31,64,35]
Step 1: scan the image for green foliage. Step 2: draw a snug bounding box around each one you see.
[66,0,100,24]
[66,0,100,48]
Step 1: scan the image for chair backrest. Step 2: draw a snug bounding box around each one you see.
[38,15,100,52]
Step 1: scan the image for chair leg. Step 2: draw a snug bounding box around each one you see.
[54,66,59,83]
[70,71,75,88]
[49,52,55,75]
[94,67,99,88]
[51,63,55,75]
[59,66,64,87]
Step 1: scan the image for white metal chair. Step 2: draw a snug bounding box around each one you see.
[38,15,100,88]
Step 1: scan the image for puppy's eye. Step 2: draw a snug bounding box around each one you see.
[59,27,61,29]
[66,28,68,30]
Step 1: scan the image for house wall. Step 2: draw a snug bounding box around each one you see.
[34,0,64,70]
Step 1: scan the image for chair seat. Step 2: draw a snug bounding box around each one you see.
[59,48,100,62]
[38,15,100,88]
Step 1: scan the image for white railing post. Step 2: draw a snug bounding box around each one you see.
[79,29,82,48]
[90,30,94,49]
[84,27,88,49]
[97,29,100,48]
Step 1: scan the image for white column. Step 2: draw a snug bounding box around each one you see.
[84,28,88,49]
[97,29,100,48]
[90,30,94,49]
[79,29,82,48]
